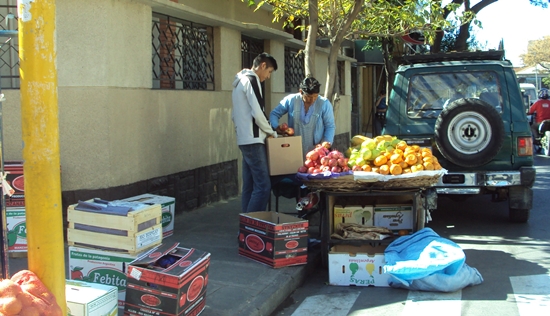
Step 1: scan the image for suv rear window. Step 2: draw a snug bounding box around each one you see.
[407,70,502,119]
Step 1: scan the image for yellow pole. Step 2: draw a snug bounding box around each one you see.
[18,0,65,313]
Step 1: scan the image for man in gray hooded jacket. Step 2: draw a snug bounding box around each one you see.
[231,53,278,213]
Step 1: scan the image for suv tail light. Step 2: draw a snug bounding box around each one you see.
[517,137,533,156]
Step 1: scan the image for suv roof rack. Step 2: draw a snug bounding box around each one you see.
[401,50,505,64]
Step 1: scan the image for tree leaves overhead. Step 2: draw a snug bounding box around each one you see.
[520,36,550,69]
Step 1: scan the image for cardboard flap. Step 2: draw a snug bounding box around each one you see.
[132,242,180,266]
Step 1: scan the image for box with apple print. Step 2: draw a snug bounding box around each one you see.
[68,245,148,314]
[124,242,210,316]
[238,211,309,268]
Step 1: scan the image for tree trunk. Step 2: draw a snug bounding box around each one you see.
[431,30,444,53]
[304,0,319,76]
[454,22,471,51]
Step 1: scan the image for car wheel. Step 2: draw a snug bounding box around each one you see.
[508,186,532,223]
[543,131,550,156]
[435,98,504,168]
[509,208,530,223]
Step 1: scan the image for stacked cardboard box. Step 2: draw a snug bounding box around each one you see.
[239,211,309,268]
[66,279,118,316]
[67,199,163,314]
[4,161,27,254]
[121,193,176,238]
[124,242,211,316]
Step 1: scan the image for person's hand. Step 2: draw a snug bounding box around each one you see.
[276,122,288,134]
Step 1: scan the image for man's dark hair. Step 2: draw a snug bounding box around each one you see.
[300,76,321,94]
[253,53,278,71]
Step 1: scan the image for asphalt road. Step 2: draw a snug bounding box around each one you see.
[271,153,550,316]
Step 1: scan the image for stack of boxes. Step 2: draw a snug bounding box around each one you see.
[67,198,164,314]
[67,194,210,316]
[328,198,414,287]
[4,161,27,256]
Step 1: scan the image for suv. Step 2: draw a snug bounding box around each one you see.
[383,51,536,222]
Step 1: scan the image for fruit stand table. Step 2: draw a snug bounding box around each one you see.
[301,171,441,267]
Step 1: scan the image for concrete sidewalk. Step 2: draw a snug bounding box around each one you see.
[7,193,322,316]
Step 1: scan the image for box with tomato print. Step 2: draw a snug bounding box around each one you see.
[4,161,25,207]
[124,242,210,316]
[238,211,309,268]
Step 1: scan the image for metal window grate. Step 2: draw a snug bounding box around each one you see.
[152,13,214,90]
[0,2,19,89]
[241,35,264,69]
[284,47,304,93]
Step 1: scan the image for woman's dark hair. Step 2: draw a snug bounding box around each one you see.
[300,77,321,94]
[253,53,278,71]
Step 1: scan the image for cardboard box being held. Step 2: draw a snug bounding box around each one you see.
[328,244,390,287]
[239,211,309,268]
[266,136,303,176]
[124,242,210,316]
[66,279,118,316]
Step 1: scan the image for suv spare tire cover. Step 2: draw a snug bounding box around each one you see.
[434,98,504,168]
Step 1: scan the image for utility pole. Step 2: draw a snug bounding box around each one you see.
[18,1,66,313]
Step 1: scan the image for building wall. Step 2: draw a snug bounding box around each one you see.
[2,0,353,211]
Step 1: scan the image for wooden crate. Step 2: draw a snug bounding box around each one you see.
[67,202,162,255]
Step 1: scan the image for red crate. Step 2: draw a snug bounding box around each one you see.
[4,161,24,207]
[238,211,309,268]
[124,243,210,316]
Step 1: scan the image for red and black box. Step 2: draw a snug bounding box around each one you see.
[238,211,309,268]
[4,161,24,207]
[124,242,210,316]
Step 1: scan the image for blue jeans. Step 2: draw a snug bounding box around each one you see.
[239,143,271,213]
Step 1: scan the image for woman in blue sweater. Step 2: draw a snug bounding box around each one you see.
[270,77,336,158]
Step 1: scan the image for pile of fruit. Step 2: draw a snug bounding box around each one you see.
[345,135,443,175]
[297,142,349,174]
[0,270,63,316]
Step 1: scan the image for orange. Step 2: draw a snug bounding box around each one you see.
[423,161,434,170]
[396,141,408,151]
[361,164,372,172]
[404,154,417,165]
[374,155,387,166]
[390,164,402,175]
[379,165,390,175]
[390,153,403,164]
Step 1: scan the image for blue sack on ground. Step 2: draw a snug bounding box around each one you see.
[388,263,483,292]
[382,227,483,292]
[383,227,465,280]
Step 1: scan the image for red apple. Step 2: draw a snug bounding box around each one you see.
[331,166,341,173]
[298,166,308,173]
[320,156,330,166]
[306,150,319,161]
[280,122,288,131]
[285,127,295,136]
[304,159,315,168]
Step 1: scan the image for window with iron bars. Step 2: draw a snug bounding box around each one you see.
[152,13,214,90]
[241,35,264,69]
[284,47,304,93]
[0,1,19,89]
